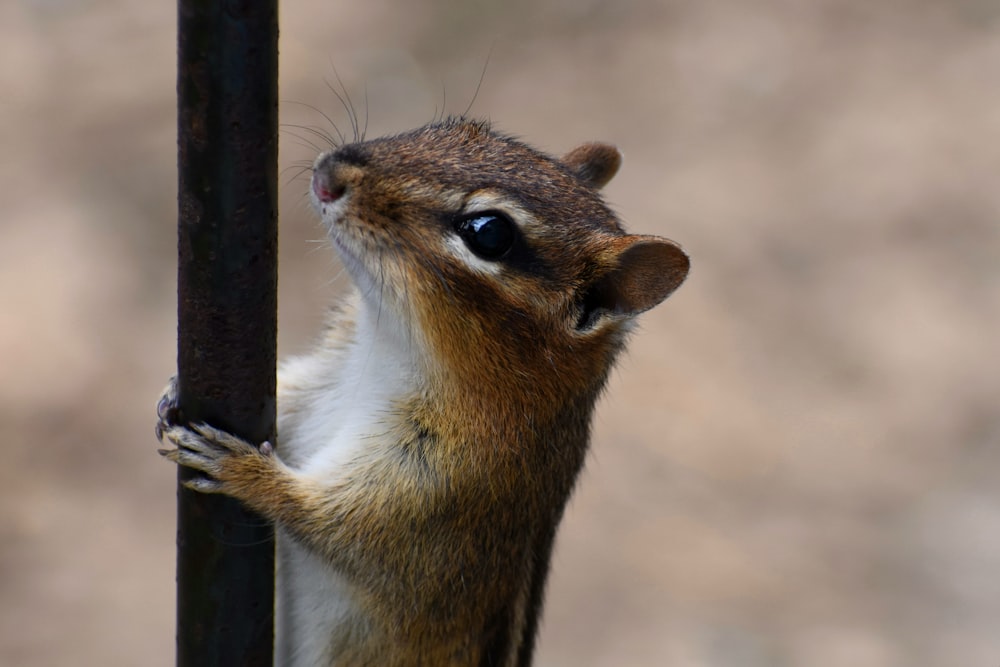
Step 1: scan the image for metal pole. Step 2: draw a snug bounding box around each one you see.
[176,1,278,665]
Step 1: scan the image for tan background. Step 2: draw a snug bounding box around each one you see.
[2,0,998,665]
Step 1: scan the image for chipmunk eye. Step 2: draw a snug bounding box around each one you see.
[455,212,515,260]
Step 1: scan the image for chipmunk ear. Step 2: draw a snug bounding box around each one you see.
[576,235,689,331]
[562,143,623,190]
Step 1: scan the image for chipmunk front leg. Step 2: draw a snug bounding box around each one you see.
[155,379,296,519]
[155,381,378,578]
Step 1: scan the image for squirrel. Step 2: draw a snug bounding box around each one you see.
[157,117,689,667]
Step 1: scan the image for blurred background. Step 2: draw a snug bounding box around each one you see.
[2,0,998,665]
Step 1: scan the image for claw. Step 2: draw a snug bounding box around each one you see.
[183,477,224,494]
[156,394,171,420]
[155,376,182,442]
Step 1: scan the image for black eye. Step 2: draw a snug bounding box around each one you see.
[455,212,516,260]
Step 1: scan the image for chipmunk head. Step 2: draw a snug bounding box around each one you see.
[310,118,688,409]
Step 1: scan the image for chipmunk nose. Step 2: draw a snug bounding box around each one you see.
[312,168,346,203]
[312,145,368,203]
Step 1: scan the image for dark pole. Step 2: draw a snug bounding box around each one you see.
[176,1,278,665]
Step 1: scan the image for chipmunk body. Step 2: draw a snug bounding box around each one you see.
[159,118,689,666]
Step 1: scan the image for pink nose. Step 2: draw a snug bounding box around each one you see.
[312,171,345,203]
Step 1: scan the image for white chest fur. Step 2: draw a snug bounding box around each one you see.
[273,298,419,666]
[277,298,418,469]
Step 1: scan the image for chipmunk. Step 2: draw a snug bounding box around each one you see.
[157,117,689,667]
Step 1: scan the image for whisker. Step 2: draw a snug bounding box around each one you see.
[284,100,347,147]
[361,83,370,142]
[462,46,493,119]
[335,68,360,142]
[281,165,314,189]
[282,124,340,152]
[283,122,337,150]
[324,62,360,143]
[306,238,334,259]
[280,163,312,179]
[284,157,318,168]
[282,136,325,157]
[323,77,355,143]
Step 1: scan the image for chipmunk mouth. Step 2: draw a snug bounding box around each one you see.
[309,167,369,284]
[312,196,384,300]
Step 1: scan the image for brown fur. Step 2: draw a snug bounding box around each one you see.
[160,117,689,666]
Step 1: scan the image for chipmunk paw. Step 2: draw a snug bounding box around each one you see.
[159,422,276,498]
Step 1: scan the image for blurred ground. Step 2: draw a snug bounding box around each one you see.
[1,0,998,665]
